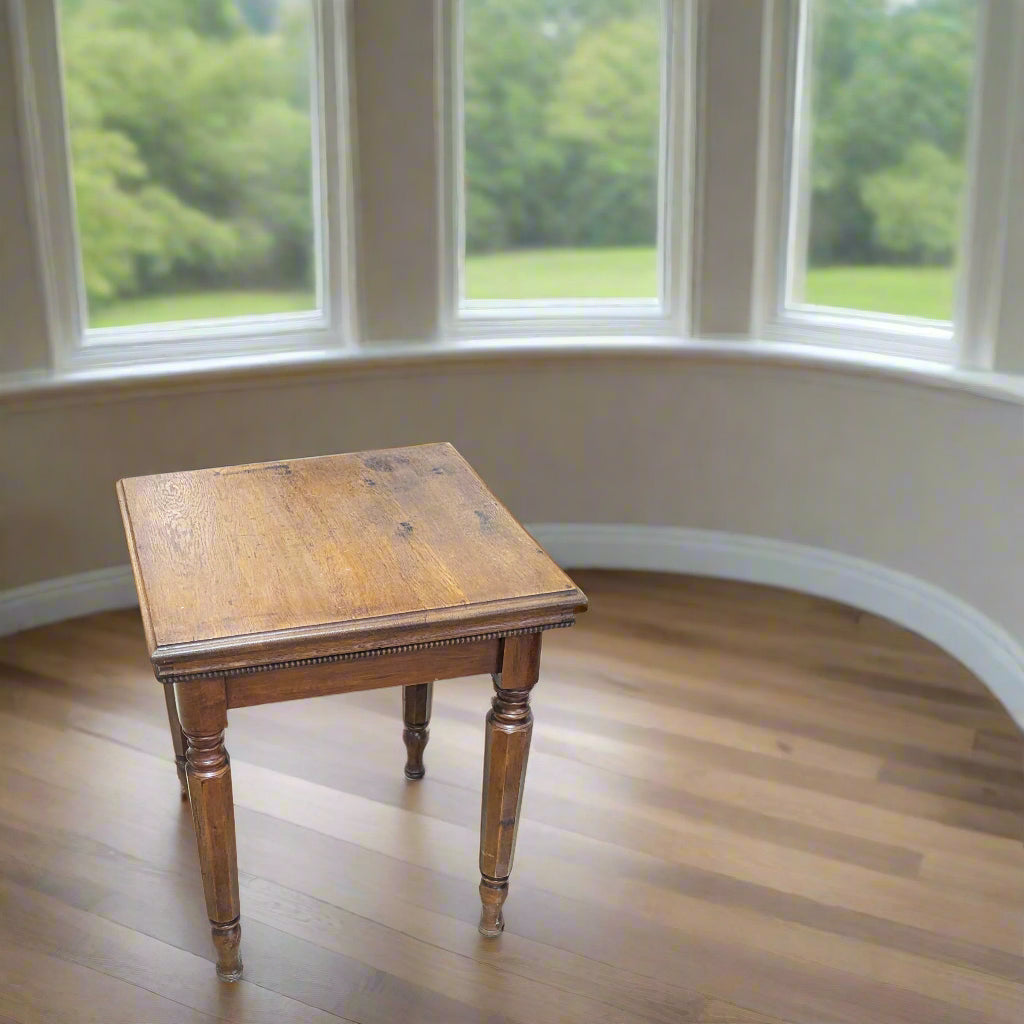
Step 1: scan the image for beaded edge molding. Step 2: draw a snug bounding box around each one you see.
[159,619,576,684]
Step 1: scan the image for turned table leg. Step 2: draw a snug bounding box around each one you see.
[176,678,243,982]
[402,682,433,780]
[162,685,189,798]
[478,634,541,937]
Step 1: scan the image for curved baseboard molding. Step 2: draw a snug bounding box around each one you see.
[3,523,1023,728]
[529,523,1024,729]
[0,565,136,639]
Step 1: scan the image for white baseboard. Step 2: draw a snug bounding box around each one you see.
[3,524,1023,728]
[530,523,1024,729]
[0,565,135,637]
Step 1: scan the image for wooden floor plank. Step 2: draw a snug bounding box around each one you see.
[0,880,358,1024]
[3,771,1014,1024]
[0,570,1021,1024]
[0,775,756,1024]
[0,938,218,1024]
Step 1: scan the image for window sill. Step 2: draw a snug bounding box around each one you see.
[3,335,1024,409]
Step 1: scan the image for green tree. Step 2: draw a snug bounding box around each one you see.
[236,0,282,34]
[807,0,975,265]
[547,15,659,247]
[861,142,964,263]
[62,51,245,302]
[93,0,245,39]
[463,0,657,253]
[60,0,314,307]
[64,0,983,306]
[463,0,566,251]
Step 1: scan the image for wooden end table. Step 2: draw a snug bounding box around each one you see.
[117,443,587,981]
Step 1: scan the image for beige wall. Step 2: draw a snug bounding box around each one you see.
[1,1,1023,683]
[4,360,1023,650]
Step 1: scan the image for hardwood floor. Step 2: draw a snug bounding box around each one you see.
[0,569,1021,1023]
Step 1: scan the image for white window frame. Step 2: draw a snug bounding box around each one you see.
[438,0,698,340]
[10,0,358,371]
[754,0,1016,365]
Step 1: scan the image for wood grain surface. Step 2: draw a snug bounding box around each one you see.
[0,569,1021,1023]
[117,443,585,679]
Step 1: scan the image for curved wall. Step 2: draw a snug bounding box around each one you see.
[3,354,1022,718]
[2,4,1021,725]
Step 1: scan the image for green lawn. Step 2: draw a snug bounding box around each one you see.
[89,252,956,327]
[802,264,953,321]
[465,249,954,320]
[465,247,659,302]
[90,289,316,328]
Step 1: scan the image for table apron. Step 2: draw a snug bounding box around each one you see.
[222,637,503,709]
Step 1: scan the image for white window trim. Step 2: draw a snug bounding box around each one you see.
[438,0,698,340]
[955,0,1024,372]
[752,0,1020,366]
[7,0,1024,388]
[10,0,358,372]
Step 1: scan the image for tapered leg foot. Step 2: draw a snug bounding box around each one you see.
[402,682,432,780]
[403,740,427,780]
[176,757,189,799]
[212,919,243,982]
[478,635,541,938]
[478,877,507,937]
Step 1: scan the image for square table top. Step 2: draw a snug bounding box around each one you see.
[117,443,586,681]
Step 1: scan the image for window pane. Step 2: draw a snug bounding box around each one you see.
[791,0,976,322]
[59,0,318,330]
[462,0,663,303]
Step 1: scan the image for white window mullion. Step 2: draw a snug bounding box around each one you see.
[781,0,811,309]
[990,68,1024,374]
[659,0,698,335]
[436,0,462,339]
[695,0,769,338]
[957,0,1024,372]
[10,0,85,370]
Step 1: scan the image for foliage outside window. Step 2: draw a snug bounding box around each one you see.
[462,0,663,303]
[59,0,317,330]
[790,0,976,323]
[20,0,1010,368]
